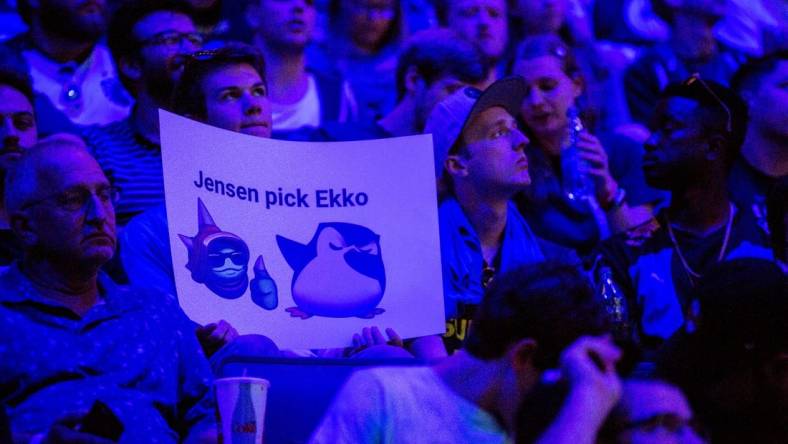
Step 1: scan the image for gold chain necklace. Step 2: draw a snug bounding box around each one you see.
[665,203,735,285]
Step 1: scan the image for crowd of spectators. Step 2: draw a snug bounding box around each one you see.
[0,0,785,442]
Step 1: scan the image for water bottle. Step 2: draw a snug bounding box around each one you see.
[560,107,592,201]
[595,264,631,341]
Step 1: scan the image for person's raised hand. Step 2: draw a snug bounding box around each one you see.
[560,335,622,418]
[576,132,618,206]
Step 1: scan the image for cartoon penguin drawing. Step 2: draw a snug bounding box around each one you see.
[276,223,385,319]
[179,198,250,299]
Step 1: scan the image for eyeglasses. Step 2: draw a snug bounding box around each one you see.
[21,186,121,213]
[208,251,249,268]
[683,73,733,133]
[623,413,707,440]
[139,31,204,49]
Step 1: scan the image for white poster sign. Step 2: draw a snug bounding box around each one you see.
[159,110,445,349]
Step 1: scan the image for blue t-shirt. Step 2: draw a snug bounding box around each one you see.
[439,197,578,352]
[597,206,773,349]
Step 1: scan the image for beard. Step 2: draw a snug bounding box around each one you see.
[141,61,182,106]
[38,0,107,42]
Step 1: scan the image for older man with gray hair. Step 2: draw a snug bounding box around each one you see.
[0,135,216,443]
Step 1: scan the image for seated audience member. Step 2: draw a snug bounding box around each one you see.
[729,51,788,229]
[596,378,706,444]
[597,77,773,353]
[511,35,665,254]
[0,67,37,264]
[124,43,407,362]
[0,135,216,442]
[624,0,745,125]
[310,262,616,443]
[515,337,625,444]
[433,0,508,88]
[767,176,788,270]
[245,0,357,131]
[425,76,577,353]
[122,42,271,297]
[657,258,787,444]
[0,0,132,128]
[121,43,273,359]
[510,0,630,133]
[82,0,202,225]
[297,28,487,141]
[308,0,405,123]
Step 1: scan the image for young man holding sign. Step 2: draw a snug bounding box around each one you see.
[121,43,276,359]
[426,76,578,353]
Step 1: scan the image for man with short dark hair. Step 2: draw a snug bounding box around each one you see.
[0,135,216,442]
[173,42,272,138]
[598,77,773,352]
[245,0,357,131]
[624,0,745,125]
[295,28,487,141]
[729,51,788,232]
[0,67,37,264]
[121,43,271,295]
[310,262,618,443]
[0,0,132,127]
[82,0,202,225]
[120,43,275,358]
[598,378,705,444]
[434,0,508,87]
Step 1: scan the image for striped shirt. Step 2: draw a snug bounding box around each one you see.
[82,118,164,225]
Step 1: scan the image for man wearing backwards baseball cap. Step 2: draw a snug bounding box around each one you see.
[428,76,578,354]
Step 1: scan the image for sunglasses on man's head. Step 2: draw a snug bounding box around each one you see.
[683,73,733,134]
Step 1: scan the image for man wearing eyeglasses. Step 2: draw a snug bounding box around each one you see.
[82,0,202,225]
[0,0,132,128]
[0,135,217,442]
[596,77,773,355]
[599,378,706,444]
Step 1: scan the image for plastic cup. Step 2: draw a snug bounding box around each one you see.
[215,377,270,444]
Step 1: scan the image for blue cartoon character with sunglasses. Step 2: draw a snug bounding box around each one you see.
[180,198,277,309]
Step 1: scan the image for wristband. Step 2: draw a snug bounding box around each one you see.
[603,187,626,211]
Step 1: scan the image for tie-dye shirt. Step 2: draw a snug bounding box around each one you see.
[0,264,215,442]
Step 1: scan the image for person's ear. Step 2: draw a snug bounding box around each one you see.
[705,133,727,162]
[118,56,142,83]
[245,2,262,29]
[9,211,37,248]
[445,153,468,178]
[739,89,754,107]
[509,338,538,372]
[404,66,422,96]
[571,75,584,100]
